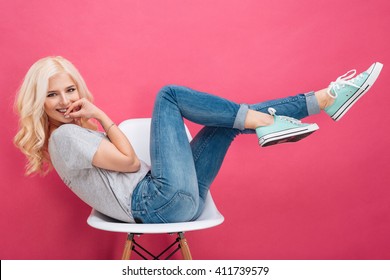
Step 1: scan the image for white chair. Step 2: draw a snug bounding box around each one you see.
[87,118,224,260]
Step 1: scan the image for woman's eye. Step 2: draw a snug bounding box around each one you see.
[47,92,56,97]
[68,88,76,93]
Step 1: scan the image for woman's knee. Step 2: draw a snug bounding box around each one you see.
[157,84,179,97]
[153,85,176,107]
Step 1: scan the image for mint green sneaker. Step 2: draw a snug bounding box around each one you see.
[325,62,383,121]
[256,108,319,147]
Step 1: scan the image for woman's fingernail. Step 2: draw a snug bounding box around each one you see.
[64,115,69,119]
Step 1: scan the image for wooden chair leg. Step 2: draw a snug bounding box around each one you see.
[178,232,192,260]
[122,233,134,260]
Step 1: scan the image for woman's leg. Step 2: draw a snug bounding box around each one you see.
[131,62,383,223]
[131,85,319,223]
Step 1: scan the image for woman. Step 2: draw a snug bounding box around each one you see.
[14,56,383,223]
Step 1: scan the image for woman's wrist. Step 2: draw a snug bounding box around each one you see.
[93,108,107,123]
[94,110,113,131]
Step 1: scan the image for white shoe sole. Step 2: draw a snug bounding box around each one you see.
[259,123,319,147]
[332,62,383,121]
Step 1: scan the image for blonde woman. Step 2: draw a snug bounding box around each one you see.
[14,56,382,223]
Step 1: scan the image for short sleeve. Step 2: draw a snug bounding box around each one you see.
[49,124,104,170]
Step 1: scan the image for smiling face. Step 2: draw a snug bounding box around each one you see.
[44,72,80,129]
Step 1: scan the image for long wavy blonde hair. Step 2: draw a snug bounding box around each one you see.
[14,56,95,176]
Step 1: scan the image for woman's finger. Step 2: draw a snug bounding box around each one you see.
[64,99,83,116]
[67,110,83,119]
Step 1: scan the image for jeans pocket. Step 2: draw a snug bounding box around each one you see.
[154,191,197,223]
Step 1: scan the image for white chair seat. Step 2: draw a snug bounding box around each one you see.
[87,191,223,234]
[87,118,224,259]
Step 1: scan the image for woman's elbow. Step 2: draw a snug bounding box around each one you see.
[127,157,141,172]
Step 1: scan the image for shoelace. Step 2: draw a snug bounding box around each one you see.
[327,69,364,98]
[268,108,302,125]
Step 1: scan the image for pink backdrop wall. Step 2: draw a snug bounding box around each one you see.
[1,0,389,259]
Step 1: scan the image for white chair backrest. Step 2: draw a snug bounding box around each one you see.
[118,118,192,166]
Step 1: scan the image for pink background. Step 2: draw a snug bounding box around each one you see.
[1,0,390,259]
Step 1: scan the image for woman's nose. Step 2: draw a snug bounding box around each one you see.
[59,93,70,106]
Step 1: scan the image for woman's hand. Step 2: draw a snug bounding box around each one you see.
[64,98,103,123]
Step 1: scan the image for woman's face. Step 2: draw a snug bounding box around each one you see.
[44,72,80,128]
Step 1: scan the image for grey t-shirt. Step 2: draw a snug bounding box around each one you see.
[48,124,150,222]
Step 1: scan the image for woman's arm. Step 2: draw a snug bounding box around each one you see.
[64,98,140,172]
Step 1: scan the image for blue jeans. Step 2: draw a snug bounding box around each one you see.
[131,85,320,223]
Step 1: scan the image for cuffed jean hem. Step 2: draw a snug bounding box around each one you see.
[305,91,321,116]
[233,104,249,130]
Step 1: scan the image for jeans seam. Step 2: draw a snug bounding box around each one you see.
[249,96,301,111]
[153,93,162,180]
[192,127,219,162]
